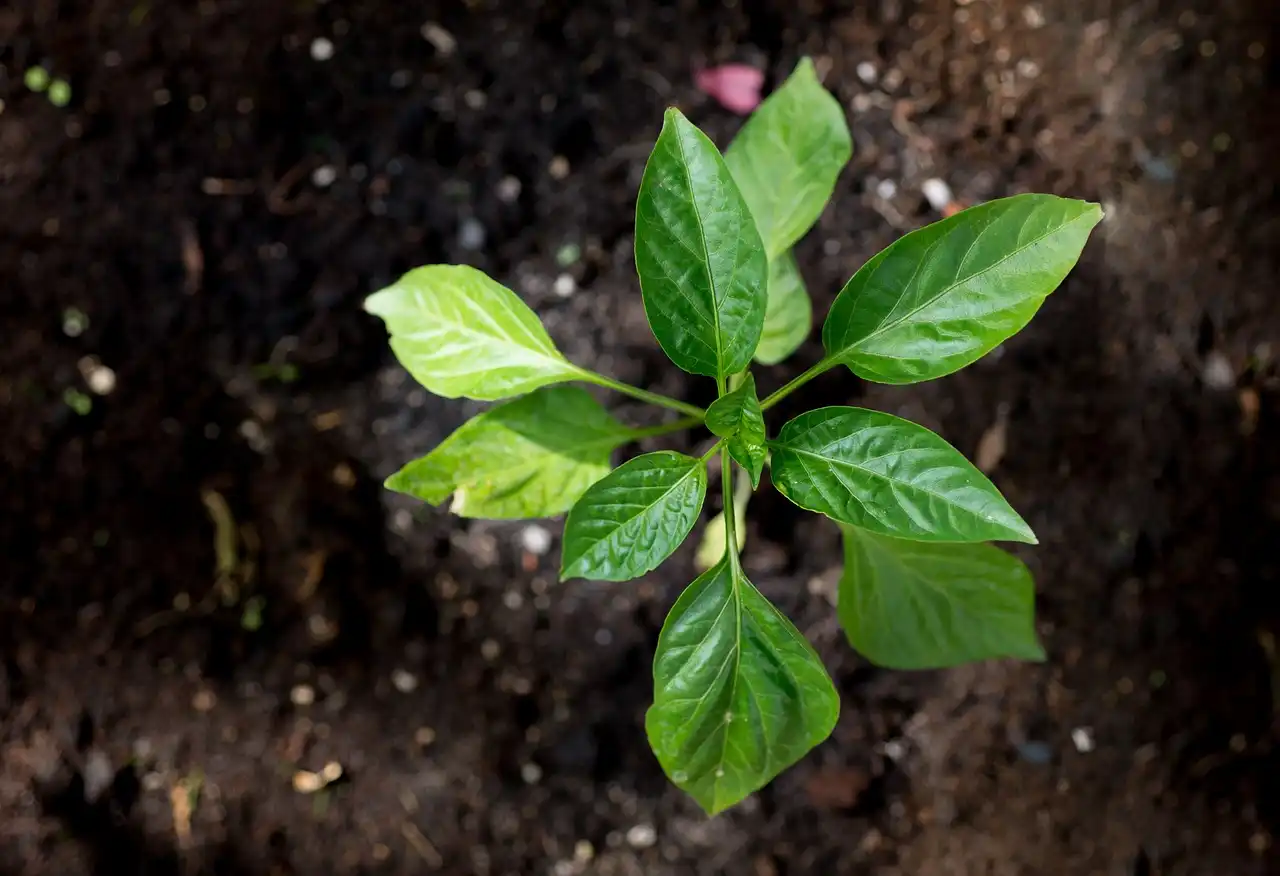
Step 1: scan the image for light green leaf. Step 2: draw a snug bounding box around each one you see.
[769,406,1035,543]
[364,264,581,401]
[385,387,634,520]
[646,557,839,814]
[823,194,1102,384]
[635,109,768,379]
[754,253,812,366]
[705,374,767,488]
[838,525,1045,668]
[695,468,751,571]
[561,451,707,582]
[724,57,852,259]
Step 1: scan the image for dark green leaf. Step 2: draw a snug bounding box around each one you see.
[754,253,812,366]
[838,525,1045,668]
[365,265,580,400]
[386,387,634,520]
[823,194,1103,384]
[647,557,839,814]
[769,406,1035,543]
[635,109,768,379]
[724,57,852,259]
[705,374,767,488]
[561,451,707,582]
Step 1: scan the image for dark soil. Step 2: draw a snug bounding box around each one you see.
[3,1,1279,874]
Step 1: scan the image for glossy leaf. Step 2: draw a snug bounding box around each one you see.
[754,253,812,366]
[838,525,1045,668]
[647,557,839,814]
[635,109,768,379]
[769,407,1035,543]
[705,374,767,488]
[561,451,707,582]
[724,57,852,259]
[386,387,633,520]
[694,468,751,571]
[823,194,1103,384]
[365,265,580,400]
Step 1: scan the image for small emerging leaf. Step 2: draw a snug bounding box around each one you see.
[647,557,839,814]
[705,374,767,488]
[561,451,707,582]
[754,253,812,366]
[769,406,1035,544]
[386,387,634,520]
[823,194,1102,384]
[724,57,853,260]
[838,525,1045,668]
[635,109,768,379]
[365,265,580,401]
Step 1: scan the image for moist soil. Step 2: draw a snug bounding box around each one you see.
[2,1,1279,874]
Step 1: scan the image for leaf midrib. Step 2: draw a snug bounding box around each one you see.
[839,205,1092,356]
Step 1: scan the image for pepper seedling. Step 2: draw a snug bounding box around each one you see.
[366,58,1101,815]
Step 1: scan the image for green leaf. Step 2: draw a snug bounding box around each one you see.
[635,109,768,379]
[823,194,1103,384]
[385,387,634,520]
[838,525,1045,668]
[647,557,839,814]
[694,468,751,571]
[364,265,581,401]
[705,374,767,488]
[724,57,852,259]
[754,253,812,366]
[561,451,707,582]
[769,406,1035,543]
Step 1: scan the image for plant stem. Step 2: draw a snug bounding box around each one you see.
[758,358,839,412]
[627,416,702,441]
[578,369,706,419]
[721,447,740,569]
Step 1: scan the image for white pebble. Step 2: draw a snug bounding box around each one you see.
[311,165,337,188]
[85,363,117,395]
[1070,726,1095,753]
[626,824,657,849]
[921,178,954,212]
[520,762,543,784]
[480,639,501,661]
[552,274,577,298]
[391,668,419,693]
[520,524,552,555]
[309,38,335,61]
[496,175,522,203]
[875,179,898,200]
[548,155,570,180]
[290,684,316,706]
[420,22,456,55]
[883,739,907,761]
[458,217,487,251]
[1202,351,1235,390]
[856,61,878,84]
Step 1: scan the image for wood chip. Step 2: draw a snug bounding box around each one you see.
[975,403,1011,473]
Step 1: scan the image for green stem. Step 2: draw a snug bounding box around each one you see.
[758,358,839,412]
[627,416,702,441]
[721,447,740,569]
[578,369,706,419]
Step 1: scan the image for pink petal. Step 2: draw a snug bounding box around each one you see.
[695,64,764,115]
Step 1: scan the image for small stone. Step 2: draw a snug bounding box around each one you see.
[311,165,337,188]
[594,628,613,646]
[420,22,457,55]
[626,824,657,849]
[520,762,543,784]
[856,61,878,84]
[552,274,577,298]
[519,524,552,555]
[290,684,316,707]
[391,669,419,694]
[548,155,570,180]
[882,739,907,761]
[192,689,217,712]
[458,217,486,251]
[414,726,436,747]
[875,179,897,200]
[574,840,595,861]
[310,38,335,61]
[922,178,954,212]
[84,363,117,396]
[502,590,524,610]
[292,770,326,793]
[496,175,522,203]
[1016,740,1054,764]
[1070,726,1095,753]
[480,639,501,661]
[463,89,487,110]
[83,750,114,801]
[1202,351,1235,389]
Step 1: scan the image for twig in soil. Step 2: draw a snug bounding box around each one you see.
[179,220,203,295]
[266,161,315,215]
[401,822,443,869]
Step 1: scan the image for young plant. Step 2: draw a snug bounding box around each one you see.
[366,59,1101,815]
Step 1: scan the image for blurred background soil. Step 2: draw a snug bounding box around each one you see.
[1,1,1278,874]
